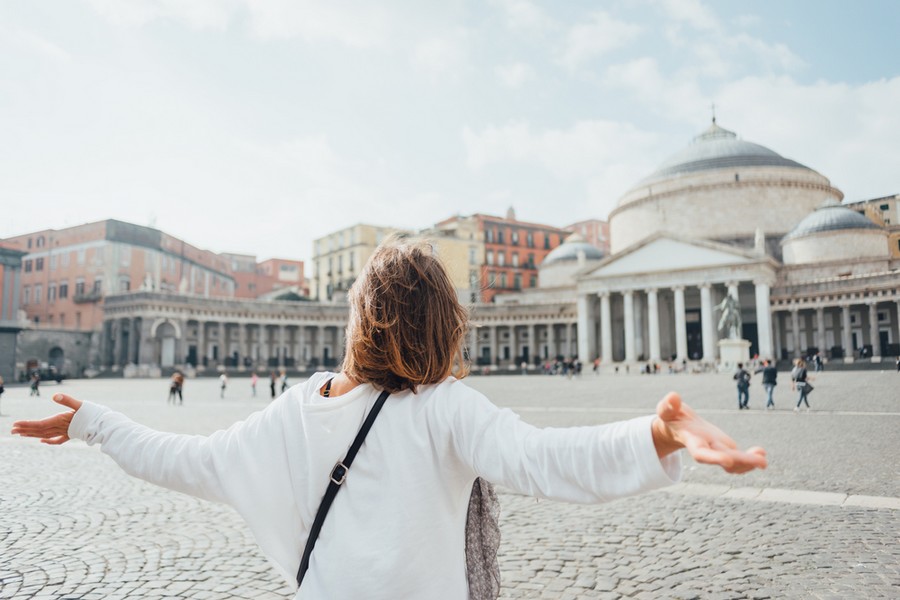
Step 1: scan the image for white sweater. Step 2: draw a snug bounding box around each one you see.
[68,373,681,599]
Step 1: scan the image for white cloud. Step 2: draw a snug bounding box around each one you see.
[496,62,535,88]
[85,0,239,30]
[1,26,72,63]
[660,0,719,30]
[462,120,661,215]
[558,12,642,71]
[411,30,469,79]
[490,0,552,31]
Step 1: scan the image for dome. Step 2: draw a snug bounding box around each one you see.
[783,200,881,241]
[640,120,809,184]
[542,233,605,265]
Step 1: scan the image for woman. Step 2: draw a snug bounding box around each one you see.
[791,358,813,412]
[11,236,767,599]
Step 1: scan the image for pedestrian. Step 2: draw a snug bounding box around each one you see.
[0,375,4,415]
[733,362,751,409]
[11,235,767,599]
[251,372,258,397]
[220,373,228,399]
[269,371,276,399]
[30,372,40,397]
[791,358,813,412]
[895,356,899,372]
[167,372,184,405]
[814,353,824,372]
[593,357,600,375]
[280,370,289,393]
[755,360,778,409]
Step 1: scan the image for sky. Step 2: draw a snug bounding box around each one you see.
[1,0,899,265]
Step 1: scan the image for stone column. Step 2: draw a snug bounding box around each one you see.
[868,302,881,357]
[259,325,269,366]
[577,294,596,363]
[488,325,497,366]
[196,321,206,368]
[548,323,557,360]
[278,325,286,368]
[569,323,577,357]
[317,325,326,365]
[673,286,688,362]
[623,290,636,363]
[633,293,644,360]
[841,305,852,359]
[296,325,306,368]
[816,307,826,354]
[125,319,136,364]
[699,284,716,362]
[790,308,801,357]
[111,319,122,368]
[754,282,773,360]
[600,293,613,365]
[238,323,247,371]
[647,288,661,362]
[468,326,478,363]
[527,324,536,364]
[773,312,782,360]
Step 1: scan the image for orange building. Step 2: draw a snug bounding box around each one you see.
[437,209,568,303]
[2,220,236,331]
[222,254,306,299]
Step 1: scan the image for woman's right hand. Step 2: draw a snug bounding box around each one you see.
[11,393,83,445]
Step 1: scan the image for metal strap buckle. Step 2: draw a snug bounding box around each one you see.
[330,461,348,485]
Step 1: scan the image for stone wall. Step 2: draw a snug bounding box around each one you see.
[16,328,97,380]
[782,230,890,264]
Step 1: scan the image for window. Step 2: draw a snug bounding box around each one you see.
[23,286,31,305]
[36,236,45,248]
[50,254,57,270]
[511,230,519,245]
[75,312,81,328]
[34,284,42,304]
[93,278,103,293]
[514,273,522,289]
[27,238,33,249]
[59,282,68,299]
[485,229,493,243]
[338,255,343,273]
[880,204,890,211]
[486,251,494,266]
[24,259,32,272]
[527,253,535,268]
[497,252,505,266]
[530,275,537,287]
[512,253,519,267]
[49,283,57,302]
[469,247,477,265]
[77,249,85,265]
[497,229,505,244]
[349,252,355,271]
[500,273,508,288]
[527,232,534,248]
[119,276,131,292]
[544,235,551,249]
[75,278,85,296]
[61,252,70,267]
[35,257,44,271]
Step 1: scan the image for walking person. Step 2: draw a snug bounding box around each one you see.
[269,371,277,399]
[756,360,778,409]
[167,372,184,405]
[733,362,751,409]
[11,236,767,599]
[251,372,258,397]
[0,375,4,415]
[791,358,813,412]
[280,370,289,393]
[30,371,40,397]
[219,373,228,399]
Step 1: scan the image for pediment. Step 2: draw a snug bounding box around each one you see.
[582,236,759,279]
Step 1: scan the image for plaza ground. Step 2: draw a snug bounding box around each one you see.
[1,371,898,598]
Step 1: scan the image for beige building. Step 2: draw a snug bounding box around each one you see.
[420,218,484,303]
[312,224,411,302]
[846,194,900,258]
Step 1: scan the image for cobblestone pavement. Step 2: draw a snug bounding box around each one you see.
[1,372,898,599]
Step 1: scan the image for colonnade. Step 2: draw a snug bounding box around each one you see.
[577,280,775,364]
[466,321,578,366]
[771,298,900,360]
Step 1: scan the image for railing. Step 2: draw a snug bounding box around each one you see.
[73,290,102,304]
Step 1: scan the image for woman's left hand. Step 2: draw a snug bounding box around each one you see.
[11,393,83,445]
[652,392,768,474]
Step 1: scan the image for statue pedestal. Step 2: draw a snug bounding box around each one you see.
[718,339,751,370]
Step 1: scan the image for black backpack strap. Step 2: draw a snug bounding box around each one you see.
[296,388,390,588]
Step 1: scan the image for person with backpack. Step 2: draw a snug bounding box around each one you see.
[733,362,751,409]
[791,358,813,412]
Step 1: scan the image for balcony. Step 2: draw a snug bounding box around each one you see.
[73,290,102,304]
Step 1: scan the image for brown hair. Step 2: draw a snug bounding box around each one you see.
[342,235,470,393]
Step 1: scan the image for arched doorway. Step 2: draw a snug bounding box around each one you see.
[49,347,65,377]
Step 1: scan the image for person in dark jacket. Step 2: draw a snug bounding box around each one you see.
[791,358,813,412]
[733,363,751,410]
[755,360,778,409]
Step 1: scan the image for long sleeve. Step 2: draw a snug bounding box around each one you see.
[442,388,681,504]
[67,397,304,587]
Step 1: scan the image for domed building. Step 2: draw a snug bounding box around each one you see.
[610,120,843,254]
[538,233,605,288]
[782,200,887,264]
